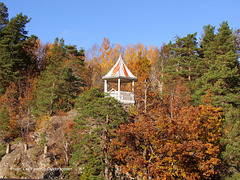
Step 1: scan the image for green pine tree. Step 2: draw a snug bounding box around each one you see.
[34,38,84,116]
[0,8,31,93]
[193,21,240,108]
[165,33,203,95]
[173,33,199,81]
[65,45,85,79]
[70,88,128,179]
[0,2,8,30]
[221,106,240,179]
[193,22,240,179]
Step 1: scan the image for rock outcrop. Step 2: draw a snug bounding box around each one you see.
[0,110,77,179]
[0,142,51,179]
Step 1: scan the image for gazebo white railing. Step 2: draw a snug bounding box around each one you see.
[108,89,134,104]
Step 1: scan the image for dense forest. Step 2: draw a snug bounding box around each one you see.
[0,2,239,179]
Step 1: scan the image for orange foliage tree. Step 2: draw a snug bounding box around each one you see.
[0,79,36,140]
[109,90,222,179]
[85,38,124,90]
[99,37,114,75]
[123,43,160,113]
[130,53,152,113]
[0,82,20,139]
[151,43,171,96]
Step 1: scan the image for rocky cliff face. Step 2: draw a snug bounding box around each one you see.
[0,142,51,179]
[0,110,77,179]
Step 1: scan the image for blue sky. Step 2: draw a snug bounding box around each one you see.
[2,0,240,51]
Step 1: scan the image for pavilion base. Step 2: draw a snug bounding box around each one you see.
[107,90,135,104]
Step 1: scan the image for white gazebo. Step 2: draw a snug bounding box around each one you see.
[102,55,137,104]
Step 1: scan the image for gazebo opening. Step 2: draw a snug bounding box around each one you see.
[102,55,137,104]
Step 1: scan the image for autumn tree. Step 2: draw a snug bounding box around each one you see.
[124,43,148,66]
[34,40,52,73]
[99,37,114,75]
[0,105,10,141]
[124,44,138,65]
[0,82,20,139]
[127,51,152,112]
[110,90,223,179]
[151,43,170,96]
[84,43,103,89]
[84,58,103,89]
[146,45,159,66]
[112,43,123,63]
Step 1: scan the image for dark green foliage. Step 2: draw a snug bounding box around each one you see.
[34,38,84,116]
[71,88,128,179]
[65,45,85,79]
[75,87,103,108]
[170,33,200,81]
[199,25,217,61]
[221,106,240,179]
[0,2,8,30]
[0,7,31,93]
[164,33,204,96]
[193,21,240,108]
[162,42,181,88]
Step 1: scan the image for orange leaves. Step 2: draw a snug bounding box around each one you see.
[0,82,20,138]
[110,89,223,179]
[146,45,160,65]
[99,38,116,75]
[0,78,36,139]
[109,116,157,177]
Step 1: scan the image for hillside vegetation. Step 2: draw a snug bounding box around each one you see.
[0,2,239,179]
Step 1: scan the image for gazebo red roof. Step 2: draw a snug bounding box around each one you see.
[102,55,137,82]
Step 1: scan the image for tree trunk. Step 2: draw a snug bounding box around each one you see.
[170,91,173,119]
[104,115,109,179]
[6,144,10,154]
[144,79,147,113]
[188,66,191,81]
[50,82,55,115]
[24,143,28,152]
[64,142,69,165]
[160,58,164,96]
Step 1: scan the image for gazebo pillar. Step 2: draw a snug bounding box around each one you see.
[118,78,121,100]
[104,80,107,93]
[132,80,135,101]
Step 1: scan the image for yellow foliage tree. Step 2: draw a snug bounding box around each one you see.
[99,37,114,75]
